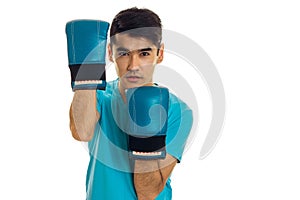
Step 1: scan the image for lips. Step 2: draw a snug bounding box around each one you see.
[126,76,141,82]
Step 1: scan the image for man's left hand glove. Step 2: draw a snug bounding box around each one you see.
[126,86,169,160]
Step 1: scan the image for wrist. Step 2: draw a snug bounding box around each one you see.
[73,90,98,114]
[134,159,159,173]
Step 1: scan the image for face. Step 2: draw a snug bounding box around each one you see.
[108,34,164,91]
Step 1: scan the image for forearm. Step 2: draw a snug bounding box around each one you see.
[134,154,177,200]
[134,160,163,200]
[69,90,99,141]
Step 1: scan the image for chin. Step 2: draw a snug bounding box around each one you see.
[120,80,141,89]
[127,83,143,89]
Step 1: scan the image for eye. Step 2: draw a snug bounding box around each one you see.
[140,51,150,56]
[118,51,129,57]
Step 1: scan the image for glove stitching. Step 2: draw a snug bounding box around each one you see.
[71,22,76,64]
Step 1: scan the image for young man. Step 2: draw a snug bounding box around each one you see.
[68,7,193,200]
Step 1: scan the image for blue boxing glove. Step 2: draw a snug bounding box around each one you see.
[126,86,169,160]
[65,19,109,90]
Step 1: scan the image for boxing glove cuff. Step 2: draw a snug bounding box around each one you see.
[129,135,166,160]
[69,63,106,90]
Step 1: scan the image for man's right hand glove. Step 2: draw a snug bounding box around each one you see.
[65,19,109,91]
[126,86,169,160]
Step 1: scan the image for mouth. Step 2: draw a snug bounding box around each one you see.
[126,76,142,83]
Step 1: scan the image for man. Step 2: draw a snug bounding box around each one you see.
[67,7,193,199]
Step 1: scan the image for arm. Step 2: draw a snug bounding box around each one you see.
[134,154,177,200]
[69,90,100,141]
[66,20,108,141]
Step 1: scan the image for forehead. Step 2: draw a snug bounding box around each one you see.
[111,33,156,51]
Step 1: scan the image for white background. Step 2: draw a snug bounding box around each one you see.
[1,0,300,199]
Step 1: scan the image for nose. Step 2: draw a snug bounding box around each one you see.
[127,53,140,71]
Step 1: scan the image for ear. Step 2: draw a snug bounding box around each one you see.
[107,43,114,62]
[157,43,164,64]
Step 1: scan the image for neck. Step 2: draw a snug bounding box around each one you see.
[118,81,155,103]
[118,81,127,103]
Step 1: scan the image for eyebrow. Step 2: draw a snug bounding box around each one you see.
[116,47,153,52]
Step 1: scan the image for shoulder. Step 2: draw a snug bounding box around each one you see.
[95,79,120,107]
[96,79,118,96]
[168,92,193,116]
[98,79,118,93]
[167,92,193,130]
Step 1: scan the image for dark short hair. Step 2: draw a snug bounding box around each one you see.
[110,7,162,47]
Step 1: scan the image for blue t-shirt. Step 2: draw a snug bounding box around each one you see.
[86,80,193,200]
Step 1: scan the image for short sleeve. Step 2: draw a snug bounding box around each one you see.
[96,90,104,114]
[166,95,193,162]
